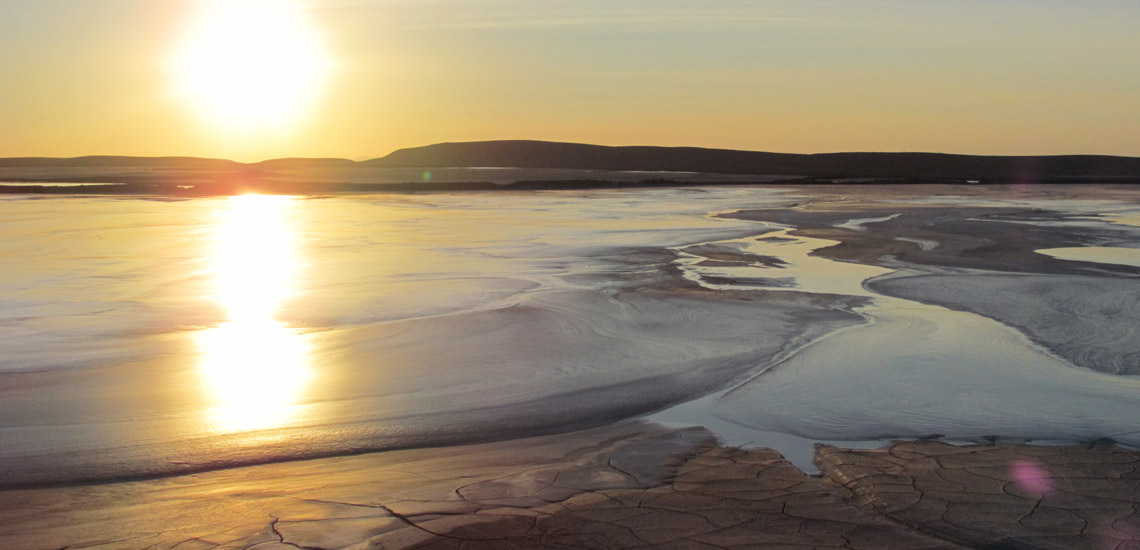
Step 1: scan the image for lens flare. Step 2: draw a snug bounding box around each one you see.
[1010,459,1053,494]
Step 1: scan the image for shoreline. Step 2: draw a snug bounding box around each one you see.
[5,180,1140,198]
[4,421,1137,549]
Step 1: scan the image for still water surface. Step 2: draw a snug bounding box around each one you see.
[2,188,1139,485]
[0,189,784,484]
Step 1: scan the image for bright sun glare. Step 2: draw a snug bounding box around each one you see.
[197,195,312,433]
[169,0,332,132]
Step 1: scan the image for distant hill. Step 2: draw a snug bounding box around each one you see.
[369,140,1140,181]
[3,142,1140,192]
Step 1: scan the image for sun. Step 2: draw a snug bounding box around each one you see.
[169,0,333,133]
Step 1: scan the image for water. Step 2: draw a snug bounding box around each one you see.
[1,187,1138,485]
[1038,246,1140,268]
[1,188,813,485]
[655,208,1140,470]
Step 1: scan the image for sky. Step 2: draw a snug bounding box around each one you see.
[1,0,1139,161]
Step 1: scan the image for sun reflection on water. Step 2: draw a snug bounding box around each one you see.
[197,194,312,433]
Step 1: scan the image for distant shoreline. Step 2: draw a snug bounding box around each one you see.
[4,177,1140,197]
[3,140,1140,195]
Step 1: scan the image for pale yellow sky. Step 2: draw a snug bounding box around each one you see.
[1,0,1138,161]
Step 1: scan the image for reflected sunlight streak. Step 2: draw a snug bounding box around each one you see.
[197,195,312,433]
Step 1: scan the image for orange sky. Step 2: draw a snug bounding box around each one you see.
[1,0,1138,161]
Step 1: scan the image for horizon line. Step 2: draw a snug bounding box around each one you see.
[3,139,1140,164]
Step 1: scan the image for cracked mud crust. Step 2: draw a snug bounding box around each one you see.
[398,446,962,550]
[3,426,1138,550]
[817,441,1140,550]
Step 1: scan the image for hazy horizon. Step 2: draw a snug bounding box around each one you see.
[2,0,1139,161]
[7,138,1140,165]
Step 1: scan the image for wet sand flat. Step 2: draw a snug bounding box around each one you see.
[4,422,1139,549]
[4,185,1140,548]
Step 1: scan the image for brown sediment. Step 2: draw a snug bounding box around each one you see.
[6,420,1138,550]
[0,423,949,550]
[719,186,1140,376]
[678,243,789,268]
[782,183,1140,204]
[0,422,705,550]
[727,203,1140,276]
[400,446,962,550]
[817,440,1140,549]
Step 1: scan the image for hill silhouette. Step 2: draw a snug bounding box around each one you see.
[3,141,1140,194]
[370,140,1140,181]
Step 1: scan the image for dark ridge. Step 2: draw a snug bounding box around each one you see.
[3,142,1140,190]
[368,140,1140,180]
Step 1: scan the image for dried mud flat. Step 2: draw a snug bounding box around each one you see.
[817,441,1140,550]
[2,422,1138,550]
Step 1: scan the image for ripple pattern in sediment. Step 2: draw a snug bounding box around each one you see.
[711,301,1140,446]
[868,273,1140,375]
